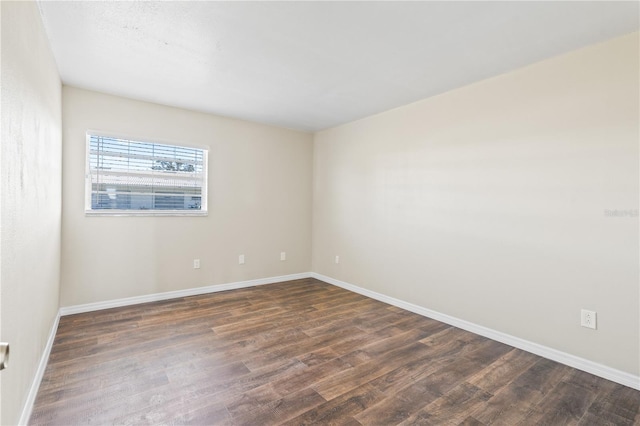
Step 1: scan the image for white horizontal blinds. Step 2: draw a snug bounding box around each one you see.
[88,135,204,211]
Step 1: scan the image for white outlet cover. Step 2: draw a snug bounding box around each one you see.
[581,309,597,330]
[335,255,340,264]
[193,259,200,269]
[280,252,286,261]
[239,254,245,265]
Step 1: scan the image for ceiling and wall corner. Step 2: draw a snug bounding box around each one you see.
[36,1,639,132]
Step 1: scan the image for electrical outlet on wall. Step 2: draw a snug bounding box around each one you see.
[239,254,245,265]
[280,252,286,261]
[193,259,200,269]
[581,309,597,330]
[335,255,340,264]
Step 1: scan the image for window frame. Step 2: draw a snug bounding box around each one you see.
[84,131,209,217]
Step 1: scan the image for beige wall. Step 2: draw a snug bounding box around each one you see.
[61,87,313,307]
[1,2,62,424]
[313,33,639,375]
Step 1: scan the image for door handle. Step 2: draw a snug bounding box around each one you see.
[0,342,9,370]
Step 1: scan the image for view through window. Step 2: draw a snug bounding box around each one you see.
[86,134,207,215]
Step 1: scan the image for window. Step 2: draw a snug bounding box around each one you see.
[85,133,207,215]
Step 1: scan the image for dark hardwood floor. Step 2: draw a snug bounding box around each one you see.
[30,278,639,425]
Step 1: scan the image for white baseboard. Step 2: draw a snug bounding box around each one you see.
[59,272,312,316]
[18,310,60,426]
[310,272,640,391]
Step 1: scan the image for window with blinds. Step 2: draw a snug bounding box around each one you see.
[85,133,207,215]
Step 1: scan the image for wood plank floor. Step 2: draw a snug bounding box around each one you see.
[30,278,640,425]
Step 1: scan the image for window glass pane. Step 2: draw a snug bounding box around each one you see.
[86,134,207,214]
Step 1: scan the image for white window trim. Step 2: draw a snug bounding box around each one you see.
[84,131,209,217]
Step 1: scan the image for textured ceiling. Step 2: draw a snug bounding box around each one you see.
[38,1,639,132]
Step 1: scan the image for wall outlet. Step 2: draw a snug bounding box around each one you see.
[193,259,200,269]
[239,254,245,265]
[335,255,340,264]
[280,252,286,261]
[581,309,597,330]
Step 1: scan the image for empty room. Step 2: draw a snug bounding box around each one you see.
[2,1,639,425]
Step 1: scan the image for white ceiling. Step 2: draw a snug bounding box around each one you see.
[37,1,639,132]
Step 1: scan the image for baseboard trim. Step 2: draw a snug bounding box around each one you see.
[18,310,61,426]
[310,272,640,391]
[59,272,312,316]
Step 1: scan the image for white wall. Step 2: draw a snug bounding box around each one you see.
[61,87,313,307]
[313,33,639,375]
[1,2,62,424]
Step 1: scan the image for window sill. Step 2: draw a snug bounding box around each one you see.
[85,210,208,217]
